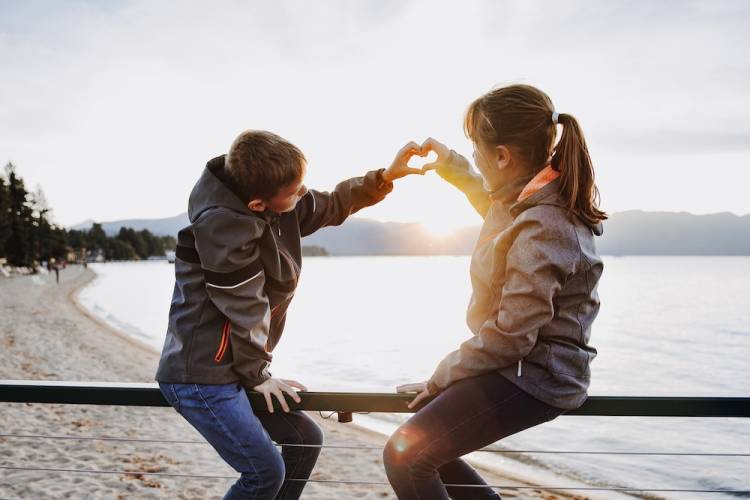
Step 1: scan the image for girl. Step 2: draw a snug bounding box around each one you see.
[384,84,605,499]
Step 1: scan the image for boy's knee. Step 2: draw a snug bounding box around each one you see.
[286,415,324,447]
[267,448,286,481]
[267,464,285,495]
[236,459,284,498]
[239,440,285,488]
[254,451,286,493]
[303,419,324,447]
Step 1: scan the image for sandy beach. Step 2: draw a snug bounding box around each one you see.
[0,265,592,499]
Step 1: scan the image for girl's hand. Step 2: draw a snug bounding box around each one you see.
[419,137,452,173]
[397,381,435,409]
[253,377,304,413]
[382,141,427,182]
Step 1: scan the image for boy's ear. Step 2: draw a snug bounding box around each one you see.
[247,199,266,212]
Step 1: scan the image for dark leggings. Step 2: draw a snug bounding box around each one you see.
[383,372,564,499]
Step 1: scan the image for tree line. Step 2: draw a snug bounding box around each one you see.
[1,163,176,266]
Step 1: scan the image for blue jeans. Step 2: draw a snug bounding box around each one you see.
[159,382,323,500]
[383,372,564,499]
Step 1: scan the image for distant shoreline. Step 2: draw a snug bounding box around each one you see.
[70,211,750,257]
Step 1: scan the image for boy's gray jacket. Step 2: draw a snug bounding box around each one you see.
[156,155,392,389]
[428,153,603,410]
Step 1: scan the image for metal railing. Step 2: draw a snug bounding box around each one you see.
[2,380,749,417]
[1,380,749,497]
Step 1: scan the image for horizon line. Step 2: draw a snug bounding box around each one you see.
[68,208,750,230]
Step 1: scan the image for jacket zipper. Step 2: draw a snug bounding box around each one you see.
[272,216,281,237]
[214,319,230,363]
[517,359,523,377]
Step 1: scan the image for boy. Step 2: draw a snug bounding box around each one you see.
[156,130,424,499]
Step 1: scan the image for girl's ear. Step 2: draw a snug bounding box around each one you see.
[247,199,266,212]
[495,145,512,171]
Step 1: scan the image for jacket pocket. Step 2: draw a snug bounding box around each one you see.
[521,341,551,377]
[214,319,230,363]
[547,342,590,379]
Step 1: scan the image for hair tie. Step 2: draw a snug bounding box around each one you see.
[551,111,560,124]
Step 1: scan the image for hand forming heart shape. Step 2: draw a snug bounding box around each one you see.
[382,137,452,182]
[418,137,451,173]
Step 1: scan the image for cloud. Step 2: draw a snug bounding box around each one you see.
[1,0,750,225]
[594,130,750,155]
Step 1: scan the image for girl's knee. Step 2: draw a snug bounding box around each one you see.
[383,426,424,469]
[382,436,399,471]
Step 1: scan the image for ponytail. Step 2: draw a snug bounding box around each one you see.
[550,114,607,225]
[465,85,606,226]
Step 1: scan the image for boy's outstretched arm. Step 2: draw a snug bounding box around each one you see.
[295,142,424,237]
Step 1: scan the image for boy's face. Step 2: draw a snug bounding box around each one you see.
[248,163,308,214]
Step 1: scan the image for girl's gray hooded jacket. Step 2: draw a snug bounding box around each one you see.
[428,153,603,410]
[155,155,393,389]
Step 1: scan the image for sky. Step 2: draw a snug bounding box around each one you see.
[2,0,749,236]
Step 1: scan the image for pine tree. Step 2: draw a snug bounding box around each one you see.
[88,223,108,259]
[2,163,179,265]
[4,163,34,266]
[0,174,11,258]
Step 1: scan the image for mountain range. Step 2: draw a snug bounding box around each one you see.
[72,210,750,256]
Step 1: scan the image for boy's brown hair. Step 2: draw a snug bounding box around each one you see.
[225,130,306,202]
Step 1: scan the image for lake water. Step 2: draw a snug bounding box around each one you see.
[77,256,750,499]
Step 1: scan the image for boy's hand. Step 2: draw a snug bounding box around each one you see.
[280,379,308,392]
[382,141,427,182]
[253,377,305,413]
[419,137,452,173]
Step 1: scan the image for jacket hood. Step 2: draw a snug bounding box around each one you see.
[188,155,256,223]
[510,178,604,236]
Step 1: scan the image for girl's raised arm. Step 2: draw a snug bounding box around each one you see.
[421,137,490,217]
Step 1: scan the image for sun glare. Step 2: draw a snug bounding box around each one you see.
[421,217,472,239]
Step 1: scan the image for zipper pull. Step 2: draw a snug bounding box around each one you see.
[273,216,281,237]
[517,359,522,377]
